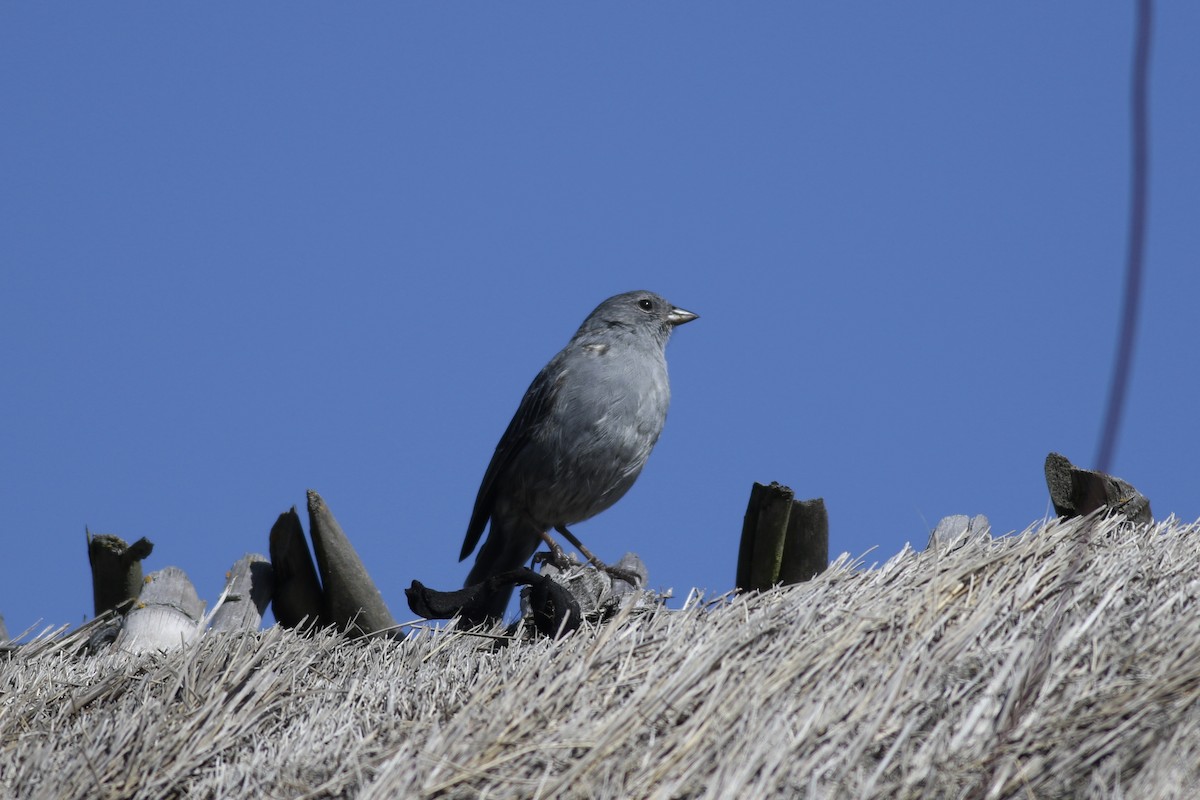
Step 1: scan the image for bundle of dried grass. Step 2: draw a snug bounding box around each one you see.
[3,514,1198,799]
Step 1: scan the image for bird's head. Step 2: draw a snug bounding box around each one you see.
[579,290,698,347]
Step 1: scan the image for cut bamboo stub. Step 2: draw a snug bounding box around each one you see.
[737,482,829,592]
[87,531,154,617]
[116,566,204,654]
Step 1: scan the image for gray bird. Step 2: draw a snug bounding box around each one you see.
[460,290,698,621]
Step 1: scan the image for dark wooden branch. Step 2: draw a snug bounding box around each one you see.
[268,507,326,630]
[1044,452,1151,524]
[407,567,582,637]
[86,530,154,617]
[307,489,397,638]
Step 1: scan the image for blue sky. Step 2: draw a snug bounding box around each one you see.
[3,4,1197,635]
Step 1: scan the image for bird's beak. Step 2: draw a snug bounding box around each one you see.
[667,306,699,326]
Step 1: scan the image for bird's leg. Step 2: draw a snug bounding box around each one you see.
[554,525,643,587]
[537,530,572,568]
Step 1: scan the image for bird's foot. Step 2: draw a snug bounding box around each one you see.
[536,531,575,570]
[594,562,643,588]
[552,526,643,588]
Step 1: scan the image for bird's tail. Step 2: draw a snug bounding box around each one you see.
[463,516,543,623]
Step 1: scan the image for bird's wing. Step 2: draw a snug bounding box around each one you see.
[459,361,564,561]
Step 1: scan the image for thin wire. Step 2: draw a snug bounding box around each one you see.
[975,8,1156,796]
[1096,0,1153,474]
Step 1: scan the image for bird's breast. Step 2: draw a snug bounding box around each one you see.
[513,344,670,526]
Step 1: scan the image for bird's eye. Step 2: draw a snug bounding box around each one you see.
[638,298,654,311]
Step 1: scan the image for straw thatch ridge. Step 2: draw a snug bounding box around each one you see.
[3,514,1199,799]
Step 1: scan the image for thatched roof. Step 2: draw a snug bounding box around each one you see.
[3,514,1199,799]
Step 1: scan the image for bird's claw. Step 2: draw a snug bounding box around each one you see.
[533,541,575,570]
[597,563,642,588]
[532,547,641,588]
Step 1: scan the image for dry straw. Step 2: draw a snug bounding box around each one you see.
[3,514,1199,799]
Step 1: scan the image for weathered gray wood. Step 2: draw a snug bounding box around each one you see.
[307,489,397,638]
[0,613,7,643]
[268,507,326,630]
[116,566,204,654]
[1044,452,1151,524]
[608,552,648,600]
[928,514,992,550]
[210,554,275,633]
[528,552,649,623]
[779,497,829,583]
[1044,452,1076,516]
[87,531,154,617]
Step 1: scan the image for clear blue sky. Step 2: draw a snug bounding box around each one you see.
[3,5,1197,635]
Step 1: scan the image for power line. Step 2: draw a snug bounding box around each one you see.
[1096,0,1153,473]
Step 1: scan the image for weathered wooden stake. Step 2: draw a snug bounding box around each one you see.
[87,531,154,617]
[927,514,991,550]
[210,553,275,633]
[268,507,326,630]
[307,489,397,638]
[116,566,204,654]
[737,482,829,591]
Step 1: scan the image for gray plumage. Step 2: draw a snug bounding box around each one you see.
[460,290,698,620]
